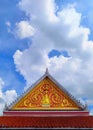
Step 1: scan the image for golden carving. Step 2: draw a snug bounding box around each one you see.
[11,78,80,110]
[42,94,50,107]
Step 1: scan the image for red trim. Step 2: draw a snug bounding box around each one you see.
[3,111,89,116]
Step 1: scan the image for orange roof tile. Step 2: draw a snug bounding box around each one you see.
[0,116,93,128]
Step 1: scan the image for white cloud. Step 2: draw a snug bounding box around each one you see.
[15,21,35,39]
[90,110,93,115]
[0,78,5,115]
[90,107,93,115]
[0,77,17,115]
[18,0,58,22]
[3,90,17,105]
[0,78,5,102]
[13,0,93,114]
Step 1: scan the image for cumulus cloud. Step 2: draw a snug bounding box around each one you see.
[13,0,93,113]
[0,78,5,115]
[3,90,17,105]
[90,108,93,115]
[0,78,17,115]
[15,21,35,39]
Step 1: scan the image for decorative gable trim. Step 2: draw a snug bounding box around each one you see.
[7,70,86,111]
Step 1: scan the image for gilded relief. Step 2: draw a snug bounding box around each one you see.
[11,77,80,110]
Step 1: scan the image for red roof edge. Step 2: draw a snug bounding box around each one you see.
[3,110,89,117]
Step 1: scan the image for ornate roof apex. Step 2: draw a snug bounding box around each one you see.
[45,68,49,74]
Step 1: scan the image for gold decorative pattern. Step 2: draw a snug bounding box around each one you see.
[11,77,80,110]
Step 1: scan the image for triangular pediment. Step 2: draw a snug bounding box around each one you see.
[10,73,83,111]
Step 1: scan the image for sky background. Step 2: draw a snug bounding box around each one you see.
[0,0,93,115]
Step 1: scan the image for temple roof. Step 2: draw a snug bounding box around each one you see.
[2,69,93,129]
[0,116,93,129]
[7,69,86,111]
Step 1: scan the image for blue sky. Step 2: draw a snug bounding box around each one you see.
[0,0,27,93]
[0,0,93,115]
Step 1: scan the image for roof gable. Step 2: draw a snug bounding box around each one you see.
[9,71,85,111]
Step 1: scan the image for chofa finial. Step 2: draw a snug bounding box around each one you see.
[45,68,49,74]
